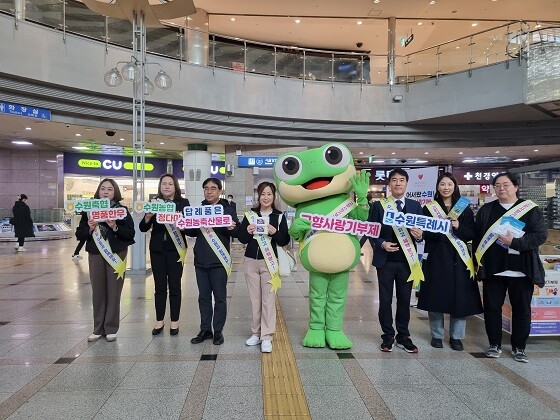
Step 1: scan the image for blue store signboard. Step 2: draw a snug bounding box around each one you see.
[237,156,277,168]
[0,101,51,120]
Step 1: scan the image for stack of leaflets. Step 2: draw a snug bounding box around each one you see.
[493,216,525,253]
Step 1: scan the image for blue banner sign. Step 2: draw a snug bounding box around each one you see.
[238,156,277,168]
[0,101,51,120]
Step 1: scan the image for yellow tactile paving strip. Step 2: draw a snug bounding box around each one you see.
[262,298,311,419]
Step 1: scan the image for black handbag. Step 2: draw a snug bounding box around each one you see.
[9,217,15,225]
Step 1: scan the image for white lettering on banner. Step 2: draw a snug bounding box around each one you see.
[176,215,232,229]
[383,210,451,234]
[300,213,381,237]
[102,159,123,170]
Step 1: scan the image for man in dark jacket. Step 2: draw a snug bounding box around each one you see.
[369,169,424,354]
[186,178,238,345]
[474,173,547,363]
[12,194,34,252]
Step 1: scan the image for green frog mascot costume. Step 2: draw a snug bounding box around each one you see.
[273,143,370,349]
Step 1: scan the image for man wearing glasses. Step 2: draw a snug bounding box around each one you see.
[474,172,547,363]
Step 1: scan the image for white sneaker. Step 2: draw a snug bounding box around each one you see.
[245,334,261,346]
[14,245,19,250]
[106,334,117,342]
[17,246,27,252]
[87,334,102,342]
[261,340,272,353]
[72,255,83,260]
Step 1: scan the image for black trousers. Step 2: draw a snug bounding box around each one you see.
[151,250,184,322]
[18,237,25,247]
[483,275,534,350]
[195,266,228,332]
[377,261,413,340]
[73,238,86,255]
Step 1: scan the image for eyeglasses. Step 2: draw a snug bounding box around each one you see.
[494,183,513,189]
[203,187,219,192]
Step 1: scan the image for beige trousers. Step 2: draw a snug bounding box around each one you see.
[244,257,276,341]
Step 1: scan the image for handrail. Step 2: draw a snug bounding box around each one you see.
[8,0,554,86]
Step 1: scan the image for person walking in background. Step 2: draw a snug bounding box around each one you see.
[474,172,547,363]
[417,172,482,351]
[140,174,190,336]
[227,194,237,215]
[187,178,238,346]
[236,182,290,353]
[369,169,424,353]
[72,238,86,260]
[12,194,34,252]
[76,178,135,343]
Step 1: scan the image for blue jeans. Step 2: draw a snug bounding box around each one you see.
[428,312,466,339]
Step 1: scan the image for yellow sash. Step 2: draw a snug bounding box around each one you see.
[246,211,282,292]
[164,223,187,264]
[475,200,537,268]
[380,198,424,288]
[201,228,232,275]
[92,226,127,280]
[301,197,355,250]
[424,201,475,278]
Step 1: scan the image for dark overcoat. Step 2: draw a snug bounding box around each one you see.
[12,200,35,238]
[417,204,483,317]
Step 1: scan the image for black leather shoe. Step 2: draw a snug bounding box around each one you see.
[431,338,443,348]
[449,338,464,351]
[152,324,164,336]
[190,330,213,344]
[170,328,179,336]
[213,331,224,345]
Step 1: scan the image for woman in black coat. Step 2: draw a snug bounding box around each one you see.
[417,173,482,351]
[140,174,190,336]
[12,194,34,252]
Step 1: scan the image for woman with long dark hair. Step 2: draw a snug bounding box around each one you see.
[417,172,482,351]
[76,178,135,342]
[140,174,190,336]
[236,182,290,353]
[12,194,34,252]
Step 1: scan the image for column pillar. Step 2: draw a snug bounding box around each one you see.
[184,144,211,205]
[387,17,396,87]
[186,9,209,66]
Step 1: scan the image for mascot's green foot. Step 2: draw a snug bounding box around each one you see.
[325,329,353,349]
[302,329,326,348]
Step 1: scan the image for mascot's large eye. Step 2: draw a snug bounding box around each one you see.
[274,155,302,181]
[323,144,351,168]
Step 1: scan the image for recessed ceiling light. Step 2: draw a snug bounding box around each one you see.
[46,160,57,163]
[85,128,92,131]
[429,0,436,4]
[455,46,460,49]
[11,140,32,145]
[373,0,380,3]
[359,151,364,155]
[462,159,477,163]
[472,22,478,27]
[415,160,428,164]
[513,158,529,162]
[418,22,423,26]
[294,19,301,23]
[371,159,385,163]
[533,149,539,152]
[357,21,363,25]
[391,152,396,155]
[75,133,81,137]
[230,17,235,22]
[495,151,500,153]
[424,152,429,155]
[459,152,464,155]
[72,146,89,150]
[25,127,32,130]
[160,142,165,145]
[119,137,125,141]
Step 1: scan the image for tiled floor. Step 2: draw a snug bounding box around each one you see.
[0,239,559,420]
